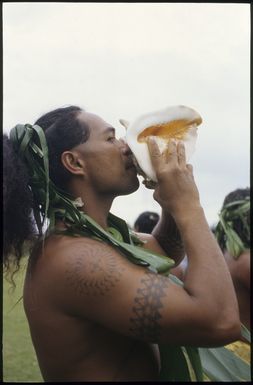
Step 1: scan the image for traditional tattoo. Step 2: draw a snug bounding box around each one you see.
[153,215,184,257]
[65,244,123,296]
[129,271,169,342]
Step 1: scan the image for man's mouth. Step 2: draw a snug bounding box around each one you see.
[126,163,136,170]
[125,159,137,170]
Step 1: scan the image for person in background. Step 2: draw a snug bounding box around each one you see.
[215,187,250,331]
[214,187,250,363]
[134,211,160,233]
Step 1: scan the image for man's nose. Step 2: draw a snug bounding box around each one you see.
[118,137,132,155]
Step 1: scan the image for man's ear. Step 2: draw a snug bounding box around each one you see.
[61,150,86,176]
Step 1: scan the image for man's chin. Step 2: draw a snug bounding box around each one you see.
[121,177,140,196]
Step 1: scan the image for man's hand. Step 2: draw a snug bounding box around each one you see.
[147,137,200,219]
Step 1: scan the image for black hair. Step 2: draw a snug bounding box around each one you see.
[3,134,35,282]
[3,105,90,279]
[222,187,250,207]
[217,187,250,251]
[134,211,160,234]
[35,105,90,190]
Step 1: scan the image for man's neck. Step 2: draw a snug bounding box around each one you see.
[79,191,114,230]
[68,179,117,230]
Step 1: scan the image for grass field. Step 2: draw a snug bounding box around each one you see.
[3,258,43,382]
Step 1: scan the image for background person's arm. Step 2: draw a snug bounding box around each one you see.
[225,250,250,290]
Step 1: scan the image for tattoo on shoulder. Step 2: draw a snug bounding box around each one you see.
[129,271,169,342]
[65,243,124,297]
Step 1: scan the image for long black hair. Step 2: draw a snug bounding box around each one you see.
[3,105,90,279]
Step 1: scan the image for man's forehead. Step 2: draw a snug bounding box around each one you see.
[78,111,108,131]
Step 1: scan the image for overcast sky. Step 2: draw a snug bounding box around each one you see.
[3,2,250,227]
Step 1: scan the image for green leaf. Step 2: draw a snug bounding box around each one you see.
[79,213,175,273]
[157,288,204,382]
[169,273,184,287]
[225,227,246,259]
[107,227,124,242]
[241,324,251,343]
[215,197,250,258]
[199,345,251,381]
[107,212,132,243]
[158,344,191,381]
[223,198,250,212]
[184,346,203,381]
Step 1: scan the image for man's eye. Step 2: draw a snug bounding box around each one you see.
[107,136,116,142]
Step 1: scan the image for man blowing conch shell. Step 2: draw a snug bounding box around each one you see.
[3,104,240,381]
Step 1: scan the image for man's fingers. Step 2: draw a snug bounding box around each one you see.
[177,141,186,166]
[148,137,181,173]
[147,136,162,168]
[165,139,177,162]
[186,163,193,175]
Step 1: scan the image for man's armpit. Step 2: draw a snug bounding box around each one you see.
[129,271,169,342]
[64,242,124,297]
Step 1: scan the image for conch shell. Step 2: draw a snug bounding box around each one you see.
[120,105,202,185]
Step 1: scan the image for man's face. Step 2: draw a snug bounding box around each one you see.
[74,111,140,196]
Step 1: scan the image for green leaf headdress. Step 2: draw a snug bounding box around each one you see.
[214,197,250,259]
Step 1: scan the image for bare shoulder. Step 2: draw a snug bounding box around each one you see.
[235,250,250,289]
[59,236,130,295]
[226,250,250,289]
[42,233,132,276]
[37,234,137,299]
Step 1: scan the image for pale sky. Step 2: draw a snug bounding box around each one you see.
[3,2,250,227]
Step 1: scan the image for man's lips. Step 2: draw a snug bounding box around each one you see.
[126,162,136,170]
[125,158,137,170]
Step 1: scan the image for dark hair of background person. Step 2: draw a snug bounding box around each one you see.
[134,211,160,234]
[217,187,250,252]
[3,105,90,279]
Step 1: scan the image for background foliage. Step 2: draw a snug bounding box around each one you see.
[3,257,43,382]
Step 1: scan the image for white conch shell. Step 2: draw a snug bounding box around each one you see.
[123,105,202,183]
[119,119,130,130]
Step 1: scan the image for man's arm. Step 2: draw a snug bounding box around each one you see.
[135,210,185,265]
[49,235,239,348]
[152,209,185,263]
[143,138,240,342]
[136,213,186,275]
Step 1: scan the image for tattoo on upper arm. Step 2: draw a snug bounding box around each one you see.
[65,244,123,297]
[129,271,169,342]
